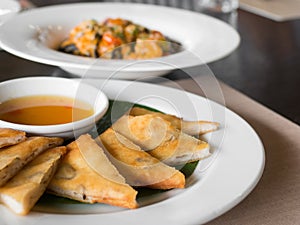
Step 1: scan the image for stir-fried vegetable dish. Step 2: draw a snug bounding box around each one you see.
[59,18,182,59]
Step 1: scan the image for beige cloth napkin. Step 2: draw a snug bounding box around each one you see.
[163,78,300,224]
[239,0,300,21]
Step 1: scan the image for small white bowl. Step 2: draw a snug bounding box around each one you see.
[0,76,109,139]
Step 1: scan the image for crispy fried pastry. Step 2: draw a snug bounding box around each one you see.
[48,134,138,209]
[0,146,67,215]
[98,128,185,189]
[112,114,170,150]
[130,107,219,135]
[0,128,26,148]
[112,114,210,166]
[0,136,64,187]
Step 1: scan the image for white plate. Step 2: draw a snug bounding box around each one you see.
[0,3,240,79]
[0,79,265,225]
[0,0,21,50]
[0,0,20,25]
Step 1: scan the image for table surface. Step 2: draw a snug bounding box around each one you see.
[0,1,300,224]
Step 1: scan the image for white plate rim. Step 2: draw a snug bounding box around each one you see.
[0,2,240,78]
[0,79,265,225]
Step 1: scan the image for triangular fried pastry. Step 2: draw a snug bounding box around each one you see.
[112,114,210,166]
[0,136,64,187]
[98,128,185,189]
[130,107,219,135]
[112,114,170,150]
[0,146,67,215]
[48,134,138,209]
[148,132,210,166]
[0,128,26,148]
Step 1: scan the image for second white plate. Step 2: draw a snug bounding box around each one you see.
[0,3,240,79]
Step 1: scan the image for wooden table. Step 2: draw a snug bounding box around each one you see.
[0,1,299,224]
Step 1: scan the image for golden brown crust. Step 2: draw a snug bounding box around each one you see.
[76,134,126,184]
[130,107,219,135]
[112,114,210,166]
[130,107,182,128]
[112,114,174,150]
[48,139,138,209]
[148,132,210,165]
[99,128,185,189]
[0,128,26,148]
[0,146,67,215]
[0,136,64,187]
[148,172,185,189]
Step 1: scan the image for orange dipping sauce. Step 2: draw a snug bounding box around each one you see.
[0,95,94,125]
